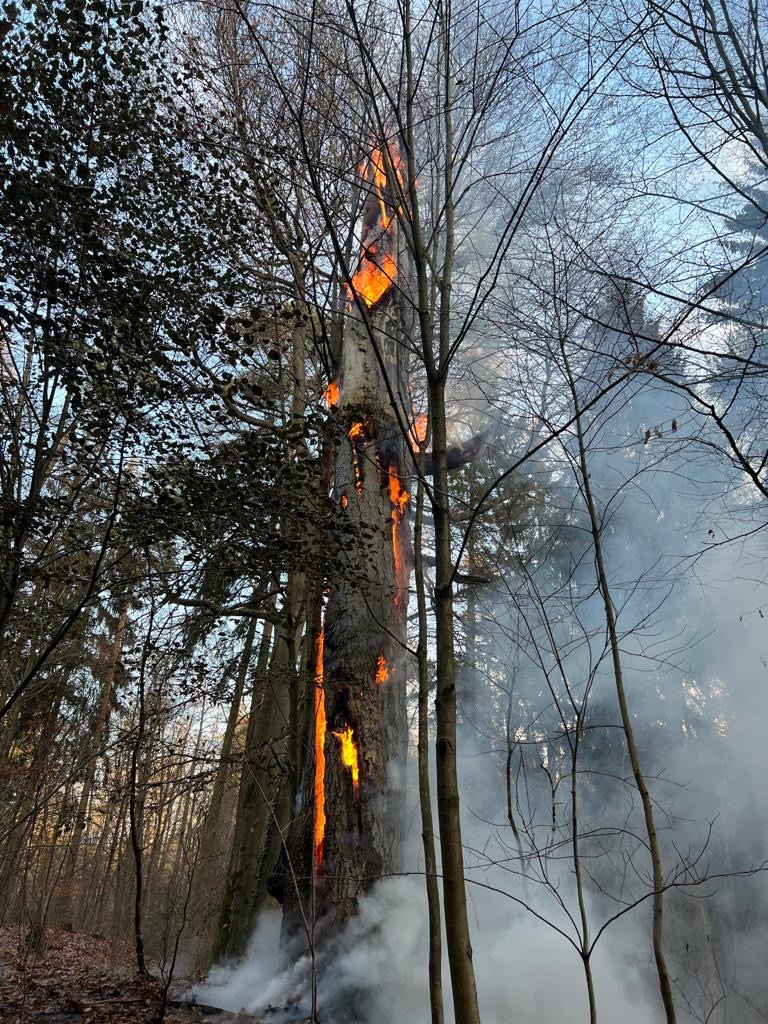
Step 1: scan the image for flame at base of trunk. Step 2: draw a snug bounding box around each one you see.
[333,726,360,799]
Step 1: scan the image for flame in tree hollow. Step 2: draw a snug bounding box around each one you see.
[389,469,409,518]
[313,628,326,872]
[333,725,360,799]
[348,143,405,308]
[350,250,397,308]
[375,653,389,685]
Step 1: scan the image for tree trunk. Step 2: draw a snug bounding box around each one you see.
[192,618,256,965]
[58,596,128,928]
[283,149,413,949]
[414,474,445,1024]
[213,615,292,960]
[564,348,676,1024]
[129,568,154,977]
[430,378,482,1024]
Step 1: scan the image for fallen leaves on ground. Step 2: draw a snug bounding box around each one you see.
[0,926,257,1024]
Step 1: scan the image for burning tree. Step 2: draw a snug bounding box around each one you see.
[282,141,415,940]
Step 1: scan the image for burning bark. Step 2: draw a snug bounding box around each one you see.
[347,420,367,497]
[409,412,428,447]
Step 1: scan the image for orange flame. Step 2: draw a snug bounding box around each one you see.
[366,146,405,231]
[348,420,367,495]
[323,381,340,408]
[313,629,326,872]
[333,725,360,799]
[388,464,410,606]
[388,470,410,518]
[340,494,348,509]
[375,653,389,685]
[350,249,397,308]
[409,413,428,446]
[348,143,404,308]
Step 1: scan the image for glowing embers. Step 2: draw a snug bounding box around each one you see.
[388,462,410,606]
[313,629,327,872]
[332,725,360,799]
[347,419,368,496]
[348,143,405,309]
[375,653,389,685]
[323,380,340,408]
[340,494,349,510]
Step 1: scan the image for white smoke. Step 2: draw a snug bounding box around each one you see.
[188,909,286,1014]
[190,853,660,1022]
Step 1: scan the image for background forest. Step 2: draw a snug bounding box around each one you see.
[1,0,768,1022]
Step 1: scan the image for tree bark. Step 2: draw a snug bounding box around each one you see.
[129,668,147,976]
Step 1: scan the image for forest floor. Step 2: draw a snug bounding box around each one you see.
[0,927,262,1024]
